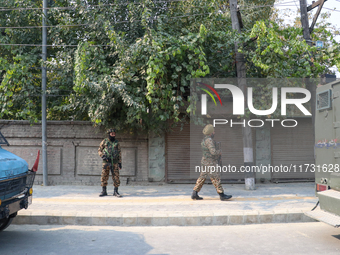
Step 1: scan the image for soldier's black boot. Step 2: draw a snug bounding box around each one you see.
[113,187,122,198]
[191,190,203,200]
[219,193,232,201]
[99,186,107,197]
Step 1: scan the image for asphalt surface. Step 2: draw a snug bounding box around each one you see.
[3,223,340,255]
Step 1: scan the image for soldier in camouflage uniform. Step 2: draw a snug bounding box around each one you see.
[192,124,232,201]
[98,128,122,197]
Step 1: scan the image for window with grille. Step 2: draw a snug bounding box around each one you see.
[317,89,332,111]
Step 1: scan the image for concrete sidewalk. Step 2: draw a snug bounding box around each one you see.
[13,182,319,226]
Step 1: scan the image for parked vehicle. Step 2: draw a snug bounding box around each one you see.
[0,130,38,231]
[306,79,340,227]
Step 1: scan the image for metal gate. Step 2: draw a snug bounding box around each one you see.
[166,122,248,183]
[271,118,315,181]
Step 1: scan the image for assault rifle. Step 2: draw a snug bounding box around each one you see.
[216,141,222,166]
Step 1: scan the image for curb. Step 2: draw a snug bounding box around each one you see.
[12,211,317,227]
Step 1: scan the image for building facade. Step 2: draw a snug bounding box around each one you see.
[0,118,314,185]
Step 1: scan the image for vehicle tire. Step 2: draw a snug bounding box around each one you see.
[0,217,14,231]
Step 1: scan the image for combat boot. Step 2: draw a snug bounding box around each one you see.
[113,187,122,198]
[99,186,107,197]
[191,190,203,200]
[219,193,232,201]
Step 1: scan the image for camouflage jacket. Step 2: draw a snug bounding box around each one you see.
[98,138,122,164]
[201,136,221,166]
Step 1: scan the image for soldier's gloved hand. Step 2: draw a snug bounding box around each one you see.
[118,163,122,169]
[102,155,109,162]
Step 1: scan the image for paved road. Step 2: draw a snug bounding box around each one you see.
[2,222,340,255]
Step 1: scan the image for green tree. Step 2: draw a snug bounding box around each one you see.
[2,0,339,132]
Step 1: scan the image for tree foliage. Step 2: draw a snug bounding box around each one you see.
[0,0,339,132]
[244,21,340,78]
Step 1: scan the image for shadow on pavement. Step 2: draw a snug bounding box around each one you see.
[0,225,163,255]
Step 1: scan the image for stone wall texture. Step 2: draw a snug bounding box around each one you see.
[0,120,148,185]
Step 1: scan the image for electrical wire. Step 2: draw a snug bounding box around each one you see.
[0,0,299,12]
[273,1,299,5]
[323,7,340,13]
[0,0,299,23]
[0,2,337,47]
[239,3,297,10]
[0,2,302,31]
[0,43,108,47]
[0,0,187,12]
[0,23,93,29]
[0,12,211,30]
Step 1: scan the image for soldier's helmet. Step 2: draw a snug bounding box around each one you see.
[106,128,116,134]
[203,124,214,135]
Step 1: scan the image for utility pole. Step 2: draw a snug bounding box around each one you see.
[300,0,327,44]
[308,0,327,34]
[300,0,312,46]
[229,0,255,190]
[299,0,327,129]
[42,0,48,186]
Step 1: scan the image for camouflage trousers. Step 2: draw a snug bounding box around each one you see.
[101,162,120,188]
[193,166,224,194]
